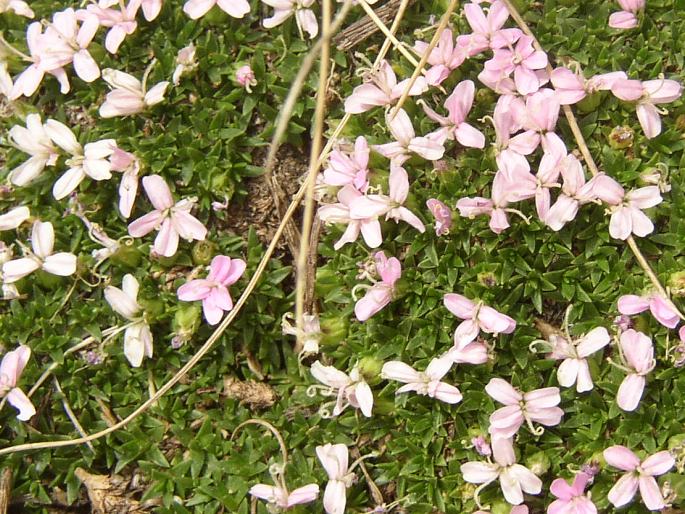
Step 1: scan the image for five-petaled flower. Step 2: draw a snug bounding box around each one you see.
[177,255,246,325]
[444,293,516,347]
[354,251,402,322]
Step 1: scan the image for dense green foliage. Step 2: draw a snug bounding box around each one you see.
[0,0,684,512]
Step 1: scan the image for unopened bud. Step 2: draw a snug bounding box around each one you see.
[191,240,216,266]
[608,125,634,149]
[525,450,551,475]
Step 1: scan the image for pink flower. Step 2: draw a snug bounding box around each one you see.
[0,0,34,17]
[128,175,207,257]
[445,339,489,365]
[463,0,522,50]
[318,185,383,249]
[616,329,655,411]
[618,293,680,329]
[611,78,683,138]
[249,483,319,510]
[177,255,246,325]
[0,345,35,421]
[414,29,467,85]
[461,436,542,505]
[485,378,563,438]
[81,0,139,54]
[604,445,674,510]
[310,361,373,417]
[316,443,354,514]
[471,435,492,456]
[344,60,428,114]
[323,136,370,191]
[11,23,71,99]
[444,293,516,346]
[508,89,565,154]
[381,357,462,404]
[41,9,101,83]
[549,327,610,392]
[544,155,597,231]
[426,198,452,236]
[235,64,256,92]
[420,80,485,149]
[609,0,645,29]
[184,0,249,19]
[354,251,401,322]
[551,67,627,105]
[608,186,662,240]
[349,166,426,233]
[2,221,77,283]
[548,472,597,514]
[172,44,197,85]
[484,35,548,95]
[373,108,445,165]
[110,147,141,218]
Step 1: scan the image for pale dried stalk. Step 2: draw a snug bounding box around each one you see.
[357,0,420,67]
[499,0,682,318]
[390,0,460,119]
[0,3,354,457]
[53,377,94,452]
[295,0,333,352]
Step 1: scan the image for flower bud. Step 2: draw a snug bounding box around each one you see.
[675,113,685,132]
[191,240,217,265]
[236,65,257,92]
[139,298,164,317]
[478,271,497,288]
[358,356,383,383]
[173,303,202,342]
[110,241,141,268]
[670,271,685,297]
[608,125,634,149]
[319,313,348,346]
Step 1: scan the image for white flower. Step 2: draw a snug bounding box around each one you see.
[44,119,116,200]
[99,68,169,118]
[310,361,373,417]
[104,274,153,367]
[8,114,59,186]
[2,221,77,283]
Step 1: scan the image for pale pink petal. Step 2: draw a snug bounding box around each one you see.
[478,306,516,334]
[344,84,390,114]
[509,463,543,495]
[609,207,632,240]
[604,445,640,471]
[154,218,179,257]
[454,319,480,346]
[608,473,639,507]
[128,210,163,237]
[208,286,233,311]
[2,258,40,283]
[359,220,382,248]
[53,166,86,200]
[557,358,579,388]
[485,378,522,404]
[618,294,650,315]
[183,0,216,18]
[612,79,644,101]
[577,327,611,357]
[460,462,499,484]
[354,381,373,417]
[639,475,665,510]
[105,284,140,319]
[171,210,207,242]
[73,50,100,82]
[310,362,350,389]
[617,374,645,411]
[286,484,319,507]
[31,220,55,258]
[7,388,35,421]
[177,279,213,301]
[649,296,679,328]
[575,359,594,392]
[142,175,174,210]
[381,361,420,383]
[636,103,662,139]
[641,451,675,476]
[455,123,485,148]
[443,293,476,319]
[550,477,574,501]
[201,294,224,325]
[629,208,654,237]
[42,253,77,276]
[430,382,463,404]
[492,436,516,467]
[216,0,250,17]
[354,284,392,322]
[609,11,638,29]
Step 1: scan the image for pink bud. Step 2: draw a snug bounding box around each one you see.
[426,198,452,236]
[236,65,256,91]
